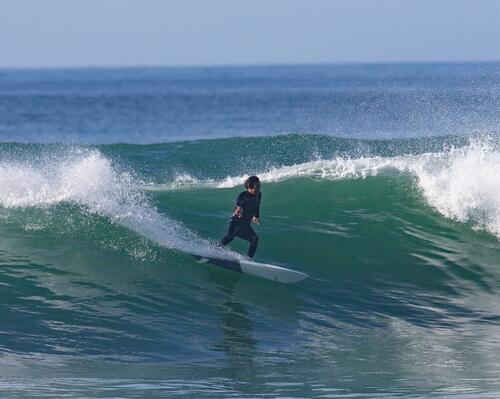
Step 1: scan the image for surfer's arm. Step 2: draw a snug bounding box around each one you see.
[233,192,246,218]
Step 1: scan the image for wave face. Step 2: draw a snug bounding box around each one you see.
[1,135,500,397]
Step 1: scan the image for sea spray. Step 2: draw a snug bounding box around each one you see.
[412,138,500,237]
[0,149,230,258]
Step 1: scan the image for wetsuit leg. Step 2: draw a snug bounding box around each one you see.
[220,220,238,246]
[247,227,259,259]
[235,225,259,259]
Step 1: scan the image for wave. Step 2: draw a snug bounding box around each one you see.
[2,135,500,255]
[155,137,500,239]
[0,148,231,259]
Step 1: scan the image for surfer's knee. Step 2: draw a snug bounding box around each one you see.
[220,233,235,246]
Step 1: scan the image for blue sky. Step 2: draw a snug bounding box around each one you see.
[1,0,500,68]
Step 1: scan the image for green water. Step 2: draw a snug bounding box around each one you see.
[1,135,500,397]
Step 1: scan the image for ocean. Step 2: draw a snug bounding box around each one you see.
[1,63,500,398]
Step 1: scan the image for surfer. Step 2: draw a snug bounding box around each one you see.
[219,176,261,259]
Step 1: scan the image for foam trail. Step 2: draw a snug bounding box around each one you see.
[0,150,231,259]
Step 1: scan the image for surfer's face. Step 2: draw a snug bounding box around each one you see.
[248,185,260,195]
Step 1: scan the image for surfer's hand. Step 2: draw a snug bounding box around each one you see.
[233,206,243,218]
[252,217,260,225]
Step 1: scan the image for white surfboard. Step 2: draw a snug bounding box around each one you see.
[194,254,308,284]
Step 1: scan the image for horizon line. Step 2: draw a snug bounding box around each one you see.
[2,58,500,71]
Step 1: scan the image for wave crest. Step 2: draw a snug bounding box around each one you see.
[0,149,226,257]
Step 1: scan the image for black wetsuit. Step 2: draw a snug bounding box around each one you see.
[220,191,261,258]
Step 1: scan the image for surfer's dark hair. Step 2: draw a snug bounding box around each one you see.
[245,175,260,189]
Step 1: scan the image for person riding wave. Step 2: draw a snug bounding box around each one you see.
[219,176,261,259]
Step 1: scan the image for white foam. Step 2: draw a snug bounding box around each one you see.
[142,173,214,192]
[0,150,230,258]
[410,139,500,237]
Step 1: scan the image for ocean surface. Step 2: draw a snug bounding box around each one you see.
[1,63,500,398]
